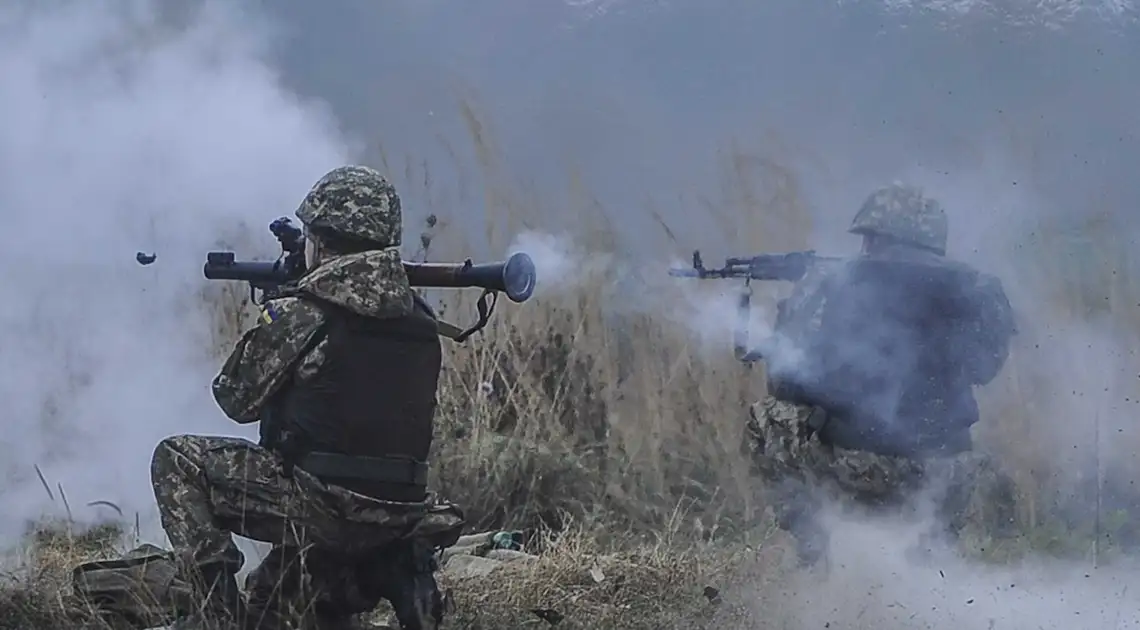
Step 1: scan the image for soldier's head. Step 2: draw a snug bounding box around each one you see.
[295,164,403,268]
[849,183,948,256]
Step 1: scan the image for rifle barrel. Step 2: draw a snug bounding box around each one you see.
[667,268,703,277]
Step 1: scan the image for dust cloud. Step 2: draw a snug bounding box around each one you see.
[743,509,1140,629]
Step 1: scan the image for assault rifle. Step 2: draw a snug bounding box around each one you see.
[204,217,537,342]
[666,249,831,283]
[668,249,838,360]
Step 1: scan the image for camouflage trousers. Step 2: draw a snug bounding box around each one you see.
[746,396,1015,566]
[150,435,465,629]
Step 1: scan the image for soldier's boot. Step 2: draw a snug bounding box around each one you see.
[387,571,444,630]
[175,562,249,630]
[367,542,445,630]
[243,586,306,630]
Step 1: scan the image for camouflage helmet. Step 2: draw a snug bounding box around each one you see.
[295,165,402,248]
[849,183,948,255]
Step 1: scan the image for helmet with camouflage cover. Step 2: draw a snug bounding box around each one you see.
[295,165,402,248]
[849,183,948,255]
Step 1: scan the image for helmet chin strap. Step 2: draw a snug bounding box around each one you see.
[304,228,323,269]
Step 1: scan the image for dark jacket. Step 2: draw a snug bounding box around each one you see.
[771,245,1016,457]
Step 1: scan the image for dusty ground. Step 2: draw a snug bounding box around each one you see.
[7,513,1140,630]
[738,512,1140,630]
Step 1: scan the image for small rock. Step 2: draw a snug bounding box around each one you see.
[531,608,564,625]
[703,586,721,604]
[442,555,505,579]
[589,564,605,583]
[453,532,495,549]
[485,549,537,563]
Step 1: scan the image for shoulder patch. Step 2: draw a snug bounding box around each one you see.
[260,303,280,324]
[254,296,325,330]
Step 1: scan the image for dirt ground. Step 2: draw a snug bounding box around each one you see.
[728,512,1140,630]
[6,511,1140,629]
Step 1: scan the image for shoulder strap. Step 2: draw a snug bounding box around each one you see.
[412,290,496,342]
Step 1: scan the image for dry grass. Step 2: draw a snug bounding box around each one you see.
[0,519,124,630]
[4,99,1139,628]
[439,524,763,630]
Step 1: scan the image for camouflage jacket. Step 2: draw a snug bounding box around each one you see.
[763,245,1017,454]
[211,248,415,423]
[772,244,1016,388]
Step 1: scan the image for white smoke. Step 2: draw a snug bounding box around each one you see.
[0,0,349,544]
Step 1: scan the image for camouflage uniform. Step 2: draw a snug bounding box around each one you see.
[746,184,1017,566]
[746,397,1014,565]
[151,166,464,629]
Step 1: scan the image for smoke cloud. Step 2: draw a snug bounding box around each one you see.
[742,508,1140,628]
[507,230,609,296]
[0,0,349,543]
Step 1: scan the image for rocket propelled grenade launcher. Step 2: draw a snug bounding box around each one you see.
[203,252,538,303]
[204,217,537,342]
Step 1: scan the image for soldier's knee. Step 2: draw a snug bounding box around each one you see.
[150,435,207,481]
[151,436,181,467]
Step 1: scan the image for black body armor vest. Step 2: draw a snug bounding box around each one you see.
[261,294,442,502]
